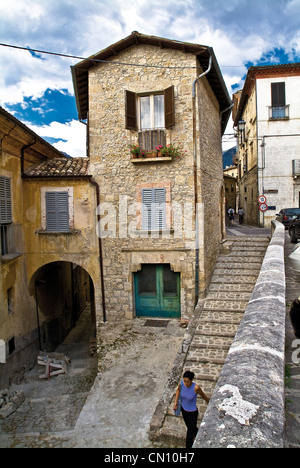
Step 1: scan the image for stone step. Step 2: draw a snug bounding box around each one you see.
[188,346,229,362]
[229,250,266,257]
[183,361,224,382]
[191,335,233,350]
[229,241,269,247]
[211,274,257,284]
[209,283,255,293]
[217,255,264,264]
[231,245,266,253]
[187,351,226,365]
[203,299,248,311]
[215,261,261,270]
[206,291,252,301]
[227,236,270,242]
[213,268,260,277]
[200,310,244,324]
[195,322,239,337]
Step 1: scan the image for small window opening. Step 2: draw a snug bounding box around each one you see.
[8,337,15,355]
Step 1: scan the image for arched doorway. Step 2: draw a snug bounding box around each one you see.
[29,261,96,354]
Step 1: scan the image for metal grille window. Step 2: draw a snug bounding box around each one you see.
[142,188,166,231]
[0,176,12,225]
[138,129,166,152]
[45,191,69,232]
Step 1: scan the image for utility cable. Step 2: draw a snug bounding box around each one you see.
[0,42,245,69]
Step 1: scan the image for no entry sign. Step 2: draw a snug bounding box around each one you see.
[258,195,267,204]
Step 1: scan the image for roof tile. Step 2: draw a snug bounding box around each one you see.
[24,157,90,178]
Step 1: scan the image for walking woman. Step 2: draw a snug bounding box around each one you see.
[173,371,209,448]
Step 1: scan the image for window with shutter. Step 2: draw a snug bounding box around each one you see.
[142,188,166,231]
[0,176,12,225]
[127,86,175,136]
[46,191,69,232]
[271,82,285,107]
[270,82,288,119]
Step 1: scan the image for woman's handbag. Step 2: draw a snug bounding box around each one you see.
[174,381,183,417]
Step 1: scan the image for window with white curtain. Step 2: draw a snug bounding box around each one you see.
[139,94,165,130]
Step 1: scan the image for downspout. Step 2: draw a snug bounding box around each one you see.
[89,177,107,323]
[192,52,213,305]
[220,103,234,239]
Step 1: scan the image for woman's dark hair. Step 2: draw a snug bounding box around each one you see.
[183,371,195,381]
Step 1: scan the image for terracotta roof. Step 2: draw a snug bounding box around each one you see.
[24,157,91,178]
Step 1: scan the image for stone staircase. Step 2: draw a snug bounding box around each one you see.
[157,235,270,446]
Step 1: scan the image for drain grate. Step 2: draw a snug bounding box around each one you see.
[144,319,169,328]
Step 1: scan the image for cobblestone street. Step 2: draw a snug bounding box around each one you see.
[0,310,186,448]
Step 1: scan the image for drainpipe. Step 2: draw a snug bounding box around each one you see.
[220,103,234,238]
[89,177,107,323]
[35,279,46,350]
[192,52,213,305]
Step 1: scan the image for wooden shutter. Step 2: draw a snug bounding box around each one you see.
[0,176,12,224]
[142,188,166,230]
[164,85,175,128]
[271,82,285,107]
[125,90,137,130]
[142,189,152,230]
[46,192,69,232]
[154,188,166,230]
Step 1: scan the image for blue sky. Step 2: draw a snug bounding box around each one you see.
[1,0,300,156]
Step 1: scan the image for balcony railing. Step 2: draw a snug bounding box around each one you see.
[138,129,166,152]
[268,105,289,120]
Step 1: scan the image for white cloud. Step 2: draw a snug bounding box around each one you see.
[1,0,300,157]
[27,120,86,158]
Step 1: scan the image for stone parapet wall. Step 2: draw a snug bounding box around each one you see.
[194,220,286,448]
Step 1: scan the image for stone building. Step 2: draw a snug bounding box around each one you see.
[233,63,300,227]
[72,32,231,322]
[0,107,101,386]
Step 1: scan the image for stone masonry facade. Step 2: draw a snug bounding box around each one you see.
[73,34,231,323]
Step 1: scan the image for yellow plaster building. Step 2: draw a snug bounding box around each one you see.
[0,107,101,386]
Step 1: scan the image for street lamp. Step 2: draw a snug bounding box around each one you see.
[238,119,246,145]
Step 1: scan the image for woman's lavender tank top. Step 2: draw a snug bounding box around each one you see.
[181,381,197,412]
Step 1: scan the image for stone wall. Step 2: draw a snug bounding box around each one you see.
[194,220,286,448]
[88,44,224,321]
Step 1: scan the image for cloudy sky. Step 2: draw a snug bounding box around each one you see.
[1,0,300,156]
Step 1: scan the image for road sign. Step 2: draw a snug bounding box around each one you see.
[258,195,267,204]
[259,203,268,212]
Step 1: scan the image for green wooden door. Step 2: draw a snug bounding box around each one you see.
[135,264,180,318]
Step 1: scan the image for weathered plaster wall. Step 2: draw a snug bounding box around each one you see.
[194,221,285,448]
[0,143,101,385]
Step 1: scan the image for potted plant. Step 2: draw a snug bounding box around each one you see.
[160,143,183,158]
[129,145,144,158]
[155,145,163,157]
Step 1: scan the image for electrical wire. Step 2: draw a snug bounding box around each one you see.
[0,42,245,69]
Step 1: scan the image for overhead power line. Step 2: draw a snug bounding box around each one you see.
[0,42,245,69]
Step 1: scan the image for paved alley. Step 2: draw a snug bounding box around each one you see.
[0,313,186,448]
